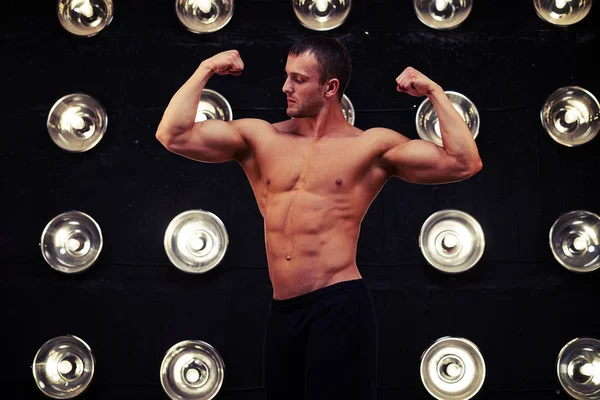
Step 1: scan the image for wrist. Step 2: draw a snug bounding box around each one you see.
[426,84,444,98]
[199,60,215,75]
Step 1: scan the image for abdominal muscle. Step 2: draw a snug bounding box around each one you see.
[263,190,363,300]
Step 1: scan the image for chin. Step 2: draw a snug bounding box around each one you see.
[286,108,301,118]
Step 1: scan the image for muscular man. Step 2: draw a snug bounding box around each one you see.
[156,36,482,400]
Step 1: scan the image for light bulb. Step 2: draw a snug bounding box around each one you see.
[79,1,94,18]
[443,235,458,249]
[186,368,200,382]
[315,0,329,13]
[71,115,85,130]
[195,111,208,122]
[67,238,82,252]
[58,360,73,374]
[61,107,85,130]
[564,108,578,124]
[195,0,212,14]
[446,362,461,378]
[555,0,568,9]
[435,0,449,12]
[573,236,587,251]
[189,234,205,251]
[579,362,594,377]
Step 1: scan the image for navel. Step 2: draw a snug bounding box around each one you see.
[336,178,343,185]
[266,178,271,185]
[286,255,292,261]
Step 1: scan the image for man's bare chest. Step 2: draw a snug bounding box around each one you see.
[259,139,379,194]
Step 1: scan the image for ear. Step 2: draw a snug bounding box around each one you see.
[324,78,340,99]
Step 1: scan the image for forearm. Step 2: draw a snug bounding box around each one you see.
[427,86,480,164]
[157,62,214,140]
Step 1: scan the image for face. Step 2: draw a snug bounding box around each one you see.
[282,52,327,118]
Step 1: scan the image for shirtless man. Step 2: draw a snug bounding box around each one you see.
[156,36,482,400]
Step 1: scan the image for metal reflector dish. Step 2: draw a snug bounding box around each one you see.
[557,337,600,400]
[421,336,486,400]
[160,340,225,400]
[341,94,355,125]
[164,210,229,273]
[413,0,473,30]
[195,89,233,122]
[32,335,95,399]
[416,91,479,147]
[419,210,485,273]
[40,211,103,273]
[550,210,600,273]
[292,0,352,31]
[534,0,592,26]
[175,0,234,34]
[541,86,599,147]
[57,0,114,37]
[47,93,108,152]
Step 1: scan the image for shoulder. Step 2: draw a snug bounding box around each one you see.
[230,118,296,136]
[362,127,413,175]
[229,118,278,143]
[230,118,275,132]
[363,127,411,153]
[272,119,296,134]
[229,119,289,161]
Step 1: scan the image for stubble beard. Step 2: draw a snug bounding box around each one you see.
[286,96,325,118]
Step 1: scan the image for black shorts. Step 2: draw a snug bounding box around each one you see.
[263,278,378,400]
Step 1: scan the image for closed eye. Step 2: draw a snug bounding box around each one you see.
[284,72,306,84]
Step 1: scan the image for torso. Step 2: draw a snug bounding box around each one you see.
[236,118,404,299]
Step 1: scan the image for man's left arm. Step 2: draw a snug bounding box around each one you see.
[380,67,482,184]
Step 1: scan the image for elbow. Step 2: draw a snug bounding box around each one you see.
[454,157,482,181]
[155,126,167,146]
[473,157,483,174]
[465,157,483,178]
[155,125,176,149]
[156,121,194,150]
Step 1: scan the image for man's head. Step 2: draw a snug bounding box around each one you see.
[283,36,351,118]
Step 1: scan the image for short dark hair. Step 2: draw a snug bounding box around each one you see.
[289,36,351,101]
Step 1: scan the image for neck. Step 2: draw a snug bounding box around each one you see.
[294,100,348,141]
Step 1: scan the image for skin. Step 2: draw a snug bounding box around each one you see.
[156,49,482,300]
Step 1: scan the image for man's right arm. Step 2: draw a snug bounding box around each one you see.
[155,50,248,163]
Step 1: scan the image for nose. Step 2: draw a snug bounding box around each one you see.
[282,78,292,95]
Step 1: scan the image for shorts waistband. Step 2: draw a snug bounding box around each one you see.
[270,278,367,310]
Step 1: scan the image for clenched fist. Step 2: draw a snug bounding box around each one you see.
[395,67,440,97]
[202,50,245,76]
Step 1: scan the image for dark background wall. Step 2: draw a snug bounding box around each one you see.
[3,0,599,399]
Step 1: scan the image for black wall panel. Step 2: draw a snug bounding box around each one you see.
[3,0,598,398]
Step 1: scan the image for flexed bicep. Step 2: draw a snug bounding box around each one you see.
[162,119,249,163]
[382,139,474,185]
